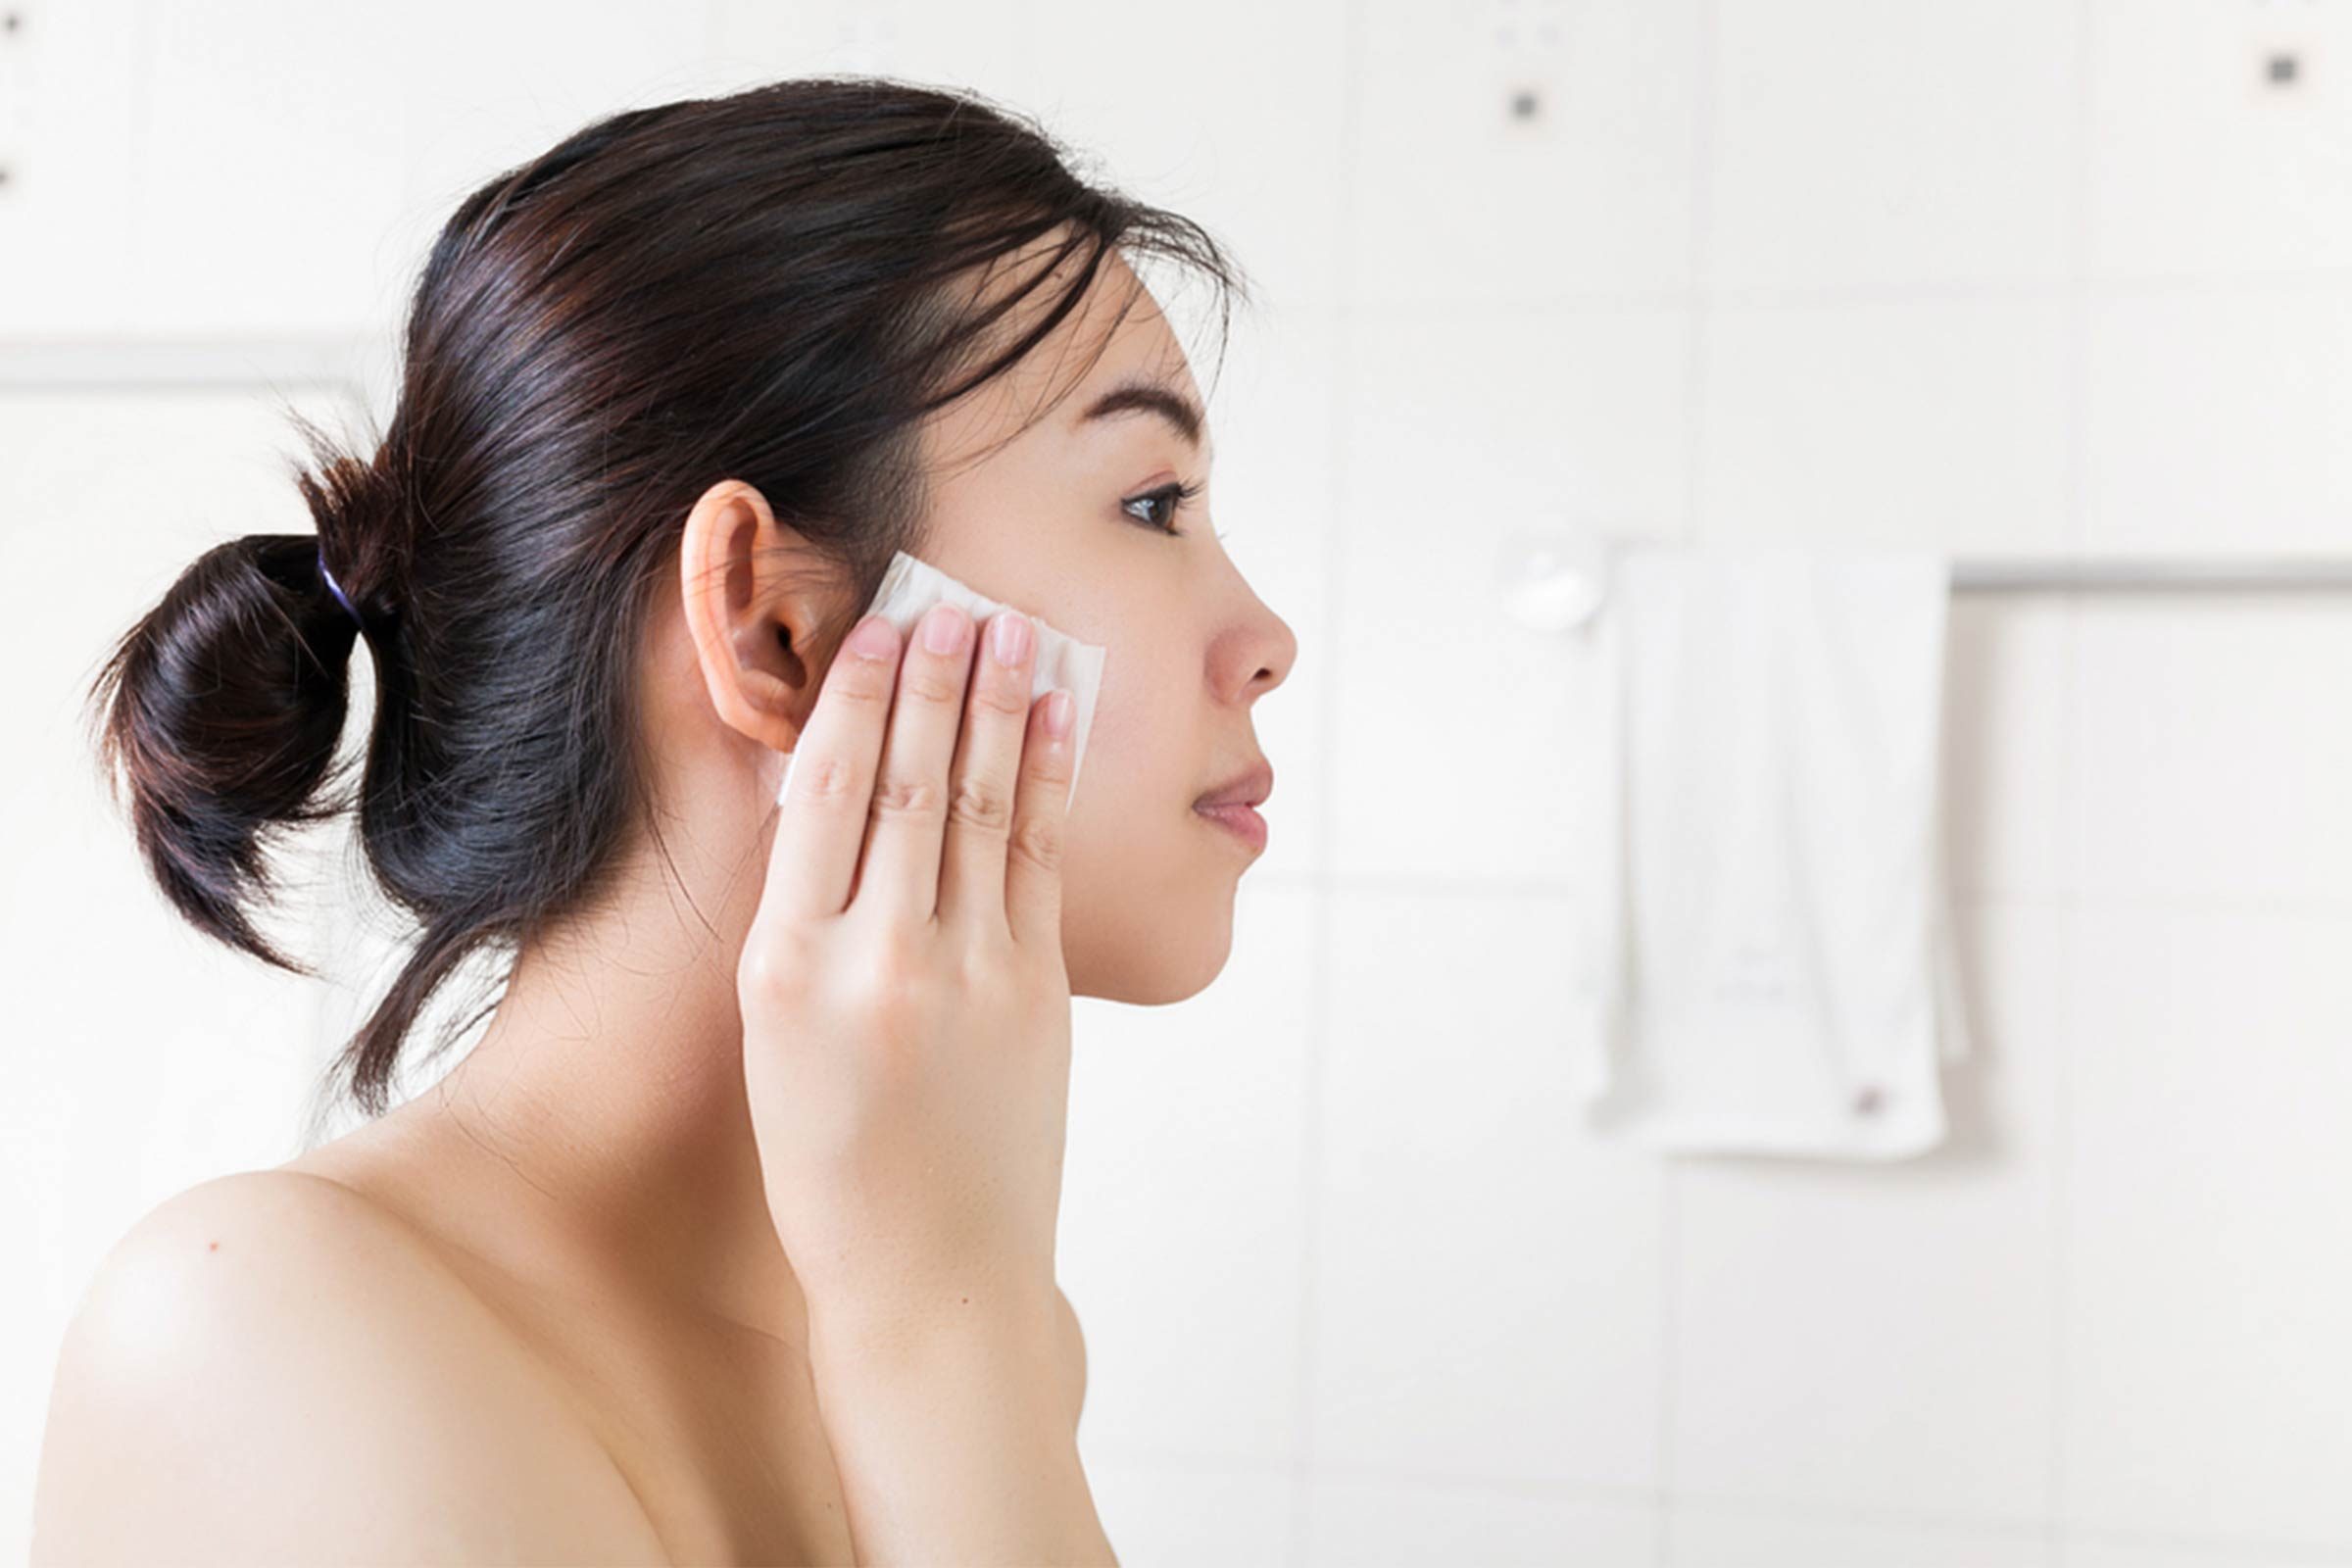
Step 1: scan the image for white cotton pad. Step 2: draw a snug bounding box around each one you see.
[777,550,1106,811]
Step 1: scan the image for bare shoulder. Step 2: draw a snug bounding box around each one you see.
[30,1168,671,1565]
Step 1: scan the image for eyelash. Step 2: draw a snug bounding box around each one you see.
[1123,478,1219,539]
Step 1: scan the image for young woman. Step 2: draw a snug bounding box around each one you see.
[34,75,1296,1564]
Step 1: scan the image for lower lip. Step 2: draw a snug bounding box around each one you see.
[1195,802,1268,854]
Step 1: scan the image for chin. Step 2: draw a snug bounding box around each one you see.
[1066,901,1236,1005]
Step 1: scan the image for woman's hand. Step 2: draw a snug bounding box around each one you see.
[736,600,1078,1358]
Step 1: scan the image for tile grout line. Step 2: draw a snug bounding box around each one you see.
[1280,866,2352,923]
[2047,1,2096,1557]
[19,266,2352,392]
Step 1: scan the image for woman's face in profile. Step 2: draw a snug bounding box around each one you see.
[912,259,1298,1005]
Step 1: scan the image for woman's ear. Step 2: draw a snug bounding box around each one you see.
[676,478,844,754]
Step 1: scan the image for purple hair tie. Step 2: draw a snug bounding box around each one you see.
[317,544,365,629]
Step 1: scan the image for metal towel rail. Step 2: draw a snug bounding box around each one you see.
[1950,556,2352,593]
[1500,540,2352,630]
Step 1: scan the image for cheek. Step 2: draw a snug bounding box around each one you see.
[1072,647,1194,804]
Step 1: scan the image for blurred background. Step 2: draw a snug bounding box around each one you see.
[7,2,2352,1565]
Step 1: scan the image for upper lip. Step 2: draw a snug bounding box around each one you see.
[1196,760,1274,809]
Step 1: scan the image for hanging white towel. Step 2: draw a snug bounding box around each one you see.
[1565,544,1971,1159]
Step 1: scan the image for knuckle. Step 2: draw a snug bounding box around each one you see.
[956,940,1018,1003]
[903,665,963,706]
[867,937,941,1012]
[1027,732,1072,782]
[870,931,927,989]
[798,752,860,805]
[739,932,814,1008]
[871,772,945,822]
[831,667,895,709]
[947,771,1014,837]
[1009,809,1063,875]
[973,675,1031,720]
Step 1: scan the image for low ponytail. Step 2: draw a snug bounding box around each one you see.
[82,432,395,978]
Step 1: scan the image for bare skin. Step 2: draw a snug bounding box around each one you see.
[32,237,1296,1564]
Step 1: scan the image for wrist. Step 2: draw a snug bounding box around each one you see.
[805,1276,1062,1385]
[798,1276,1111,1565]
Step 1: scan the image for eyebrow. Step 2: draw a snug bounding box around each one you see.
[1074,376,1209,456]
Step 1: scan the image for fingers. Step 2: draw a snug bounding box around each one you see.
[858,601,985,922]
[936,607,1040,935]
[1003,687,1075,953]
[758,612,905,924]
[753,595,1071,957]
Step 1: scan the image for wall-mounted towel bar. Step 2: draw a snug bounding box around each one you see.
[1949,556,2352,593]
[1501,534,2352,632]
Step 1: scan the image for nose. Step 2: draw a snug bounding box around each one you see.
[1238,603,1298,701]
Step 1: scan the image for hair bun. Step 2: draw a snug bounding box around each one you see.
[84,531,368,981]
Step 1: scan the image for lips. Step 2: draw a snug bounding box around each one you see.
[1196,760,1274,810]
[1195,801,1268,854]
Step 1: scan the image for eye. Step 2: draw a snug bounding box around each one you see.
[1123,478,1206,536]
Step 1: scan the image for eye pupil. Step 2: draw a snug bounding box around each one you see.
[1126,481,1196,536]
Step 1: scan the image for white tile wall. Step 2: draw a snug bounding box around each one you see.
[1086,1454,1296,1568]
[1062,885,1317,1470]
[2082,288,2352,557]
[1350,0,1705,311]
[2061,1538,2346,1568]
[1306,1472,1657,1568]
[2084,0,2352,281]
[0,0,142,335]
[2069,598,2352,906]
[1705,0,2079,294]
[1329,305,1691,883]
[1669,1501,2055,1568]
[1694,296,2076,553]
[2060,908,2352,1548]
[1941,599,2075,901]
[1311,888,1667,1491]
[11,1,2352,1565]
[133,0,412,334]
[1668,901,2065,1526]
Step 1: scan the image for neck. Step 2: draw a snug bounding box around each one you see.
[406,814,808,1348]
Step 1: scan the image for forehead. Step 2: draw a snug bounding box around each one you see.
[925,239,1208,474]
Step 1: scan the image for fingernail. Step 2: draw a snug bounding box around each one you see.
[992,611,1032,665]
[1046,689,1074,739]
[849,614,896,660]
[922,602,969,655]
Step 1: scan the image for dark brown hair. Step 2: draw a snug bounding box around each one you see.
[82,75,1250,1121]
